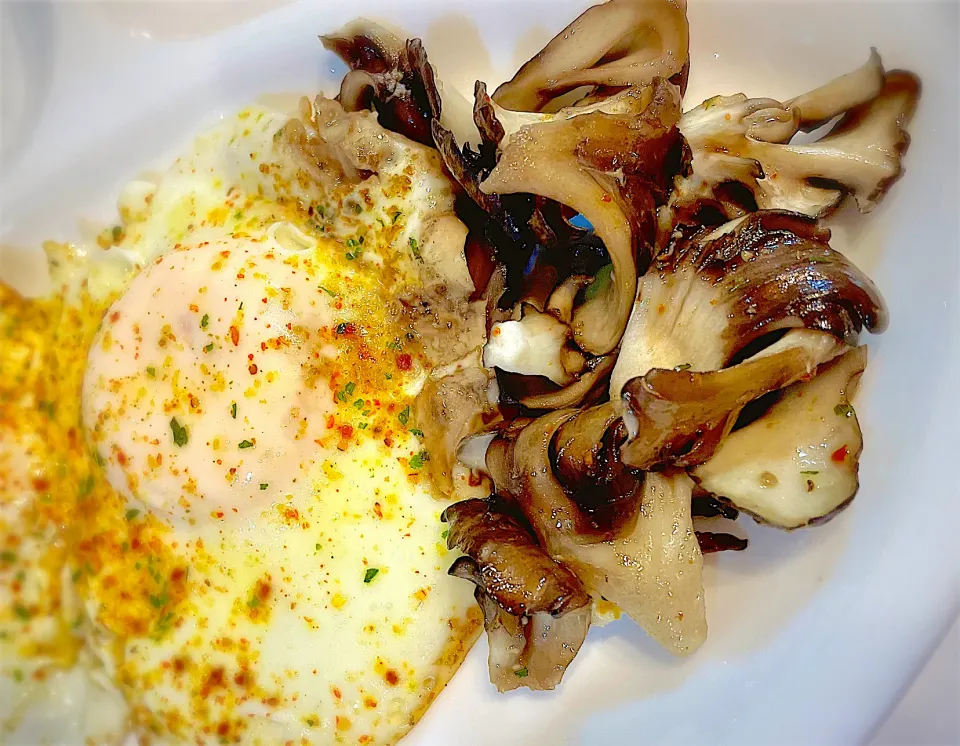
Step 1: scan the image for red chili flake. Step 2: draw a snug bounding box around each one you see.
[600,193,612,203]
[383,437,394,447]
[170,567,187,583]
[229,325,240,346]
[336,322,356,335]
[831,445,849,463]
[373,502,383,518]
[109,311,121,323]
[116,450,128,467]
[325,414,335,429]
[396,353,412,371]
[384,669,400,686]
[468,471,484,487]
[248,364,258,375]
[338,424,354,440]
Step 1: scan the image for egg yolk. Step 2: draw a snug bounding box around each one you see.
[83,234,420,520]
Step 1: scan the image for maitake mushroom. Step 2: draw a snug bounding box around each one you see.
[672,54,920,221]
[443,498,592,690]
[311,0,919,693]
[493,0,689,112]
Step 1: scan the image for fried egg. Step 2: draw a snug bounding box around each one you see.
[1,101,483,745]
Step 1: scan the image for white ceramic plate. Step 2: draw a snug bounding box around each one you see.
[1,1,958,744]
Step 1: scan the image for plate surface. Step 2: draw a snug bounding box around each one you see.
[1,1,958,744]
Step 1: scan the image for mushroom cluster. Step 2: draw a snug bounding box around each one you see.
[317,0,920,692]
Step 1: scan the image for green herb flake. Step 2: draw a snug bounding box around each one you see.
[170,417,189,447]
[409,237,422,261]
[441,529,449,540]
[809,255,832,264]
[386,340,402,351]
[674,363,692,371]
[345,382,356,397]
[247,596,260,609]
[315,543,321,551]
[204,342,214,353]
[363,568,379,583]
[353,398,365,410]
[514,667,529,678]
[384,373,393,380]
[78,474,95,499]
[12,669,24,682]
[398,406,411,426]
[14,604,32,621]
[834,403,855,418]
[112,225,123,241]
[200,313,210,329]
[260,483,268,491]
[358,422,369,430]
[231,402,238,419]
[0,550,17,564]
[345,240,363,260]
[410,428,424,438]
[238,440,254,450]
[319,286,336,297]
[125,508,140,521]
[584,264,614,301]
[409,450,429,470]
[146,366,156,378]
[234,210,243,220]
[391,211,402,224]
[149,594,167,609]
[800,470,820,475]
